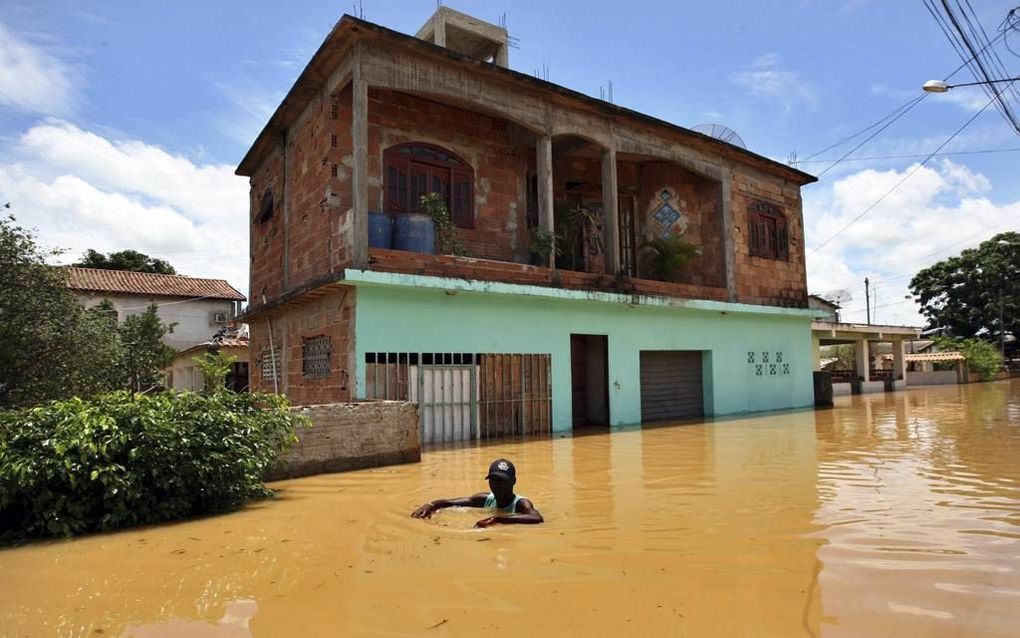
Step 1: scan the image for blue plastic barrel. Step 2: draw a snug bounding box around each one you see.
[392,213,436,254]
[368,211,393,249]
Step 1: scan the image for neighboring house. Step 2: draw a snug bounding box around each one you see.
[167,330,250,393]
[808,295,840,322]
[238,7,820,440]
[66,267,246,352]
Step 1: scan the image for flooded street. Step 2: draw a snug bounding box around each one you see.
[1,381,1018,637]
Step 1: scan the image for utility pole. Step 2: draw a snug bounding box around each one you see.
[1000,289,1005,359]
[865,277,871,326]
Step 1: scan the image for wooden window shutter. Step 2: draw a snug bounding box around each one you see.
[451,167,474,228]
[384,157,408,213]
[777,216,790,261]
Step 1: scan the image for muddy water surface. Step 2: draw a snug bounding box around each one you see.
[1,381,1018,637]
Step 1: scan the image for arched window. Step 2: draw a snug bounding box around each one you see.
[384,143,474,228]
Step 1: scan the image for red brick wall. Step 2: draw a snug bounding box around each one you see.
[731,170,808,308]
[249,148,285,303]
[367,89,530,262]
[248,87,355,307]
[249,287,356,405]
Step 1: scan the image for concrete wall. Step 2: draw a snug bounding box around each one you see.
[269,401,420,480]
[350,272,816,430]
[77,293,235,351]
[169,345,249,392]
[909,371,959,386]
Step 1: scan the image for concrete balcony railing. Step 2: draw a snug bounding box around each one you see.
[366,247,730,302]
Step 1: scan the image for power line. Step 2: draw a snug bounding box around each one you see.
[796,17,1011,167]
[796,146,1020,163]
[811,83,1010,254]
[814,95,928,178]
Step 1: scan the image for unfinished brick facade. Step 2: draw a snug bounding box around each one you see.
[238,9,816,407]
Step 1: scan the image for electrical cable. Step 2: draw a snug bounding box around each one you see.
[811,82,1011,254]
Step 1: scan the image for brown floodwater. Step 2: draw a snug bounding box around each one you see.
[1,381,1019,637]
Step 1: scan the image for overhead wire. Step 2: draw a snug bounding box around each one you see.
[796,146,1020,163]
[810,82,1011,254]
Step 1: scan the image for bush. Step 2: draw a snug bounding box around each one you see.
[0,391,303,545]
[935,336,1003,380]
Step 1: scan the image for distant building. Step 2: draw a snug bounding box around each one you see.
[167,328,250,392]
[65,267,246,352]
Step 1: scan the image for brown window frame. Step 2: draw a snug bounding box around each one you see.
[748,201,790,261]
[383,143,475,228]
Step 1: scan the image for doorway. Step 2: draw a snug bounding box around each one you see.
[571,334,610,427]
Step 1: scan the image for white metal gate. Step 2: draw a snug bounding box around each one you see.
[415,365,477,444]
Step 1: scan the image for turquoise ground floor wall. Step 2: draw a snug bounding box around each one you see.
[348,273,815,432]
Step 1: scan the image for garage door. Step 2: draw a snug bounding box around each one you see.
[640,351,704,422]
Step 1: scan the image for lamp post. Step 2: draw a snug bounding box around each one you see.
[922,78,1020,92]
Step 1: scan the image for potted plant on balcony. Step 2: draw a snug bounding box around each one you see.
[418,192,466,256]
[554,202,603,271]
[639,234,700,282]
[527,227,560,267]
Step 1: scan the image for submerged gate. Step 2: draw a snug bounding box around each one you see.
[364,352,552,444]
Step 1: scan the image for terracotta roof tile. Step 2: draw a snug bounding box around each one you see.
[65,267,245,301]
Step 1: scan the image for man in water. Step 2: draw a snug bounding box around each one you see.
[411,458,544,528]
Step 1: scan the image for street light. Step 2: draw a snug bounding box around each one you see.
[923,78,1020,92]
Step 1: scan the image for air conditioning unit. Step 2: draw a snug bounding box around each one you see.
[212,312,229,324]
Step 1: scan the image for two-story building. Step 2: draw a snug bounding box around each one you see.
[238,8,818,442]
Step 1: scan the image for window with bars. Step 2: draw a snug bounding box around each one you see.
[259,348,281,382]
[383,143,474,228]
[748,201,789,261]
[302,336,331,379]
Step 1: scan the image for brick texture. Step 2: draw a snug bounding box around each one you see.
[268,401,420,480]
[249,287,356,404]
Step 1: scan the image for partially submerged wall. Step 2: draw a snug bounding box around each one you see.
[269,401,420,480]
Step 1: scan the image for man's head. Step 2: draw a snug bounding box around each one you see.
[486,458,516,499]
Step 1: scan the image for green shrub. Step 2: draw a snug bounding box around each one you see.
[0,391,303,545]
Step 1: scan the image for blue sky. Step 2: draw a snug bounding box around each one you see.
[2,0,1018,325]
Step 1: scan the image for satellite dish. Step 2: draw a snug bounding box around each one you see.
[691,123,747,149]
[820,290,852,307]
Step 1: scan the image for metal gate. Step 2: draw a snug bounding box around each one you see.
[417,365,477,444]
[363,352,552,444]
[640,350,704,422]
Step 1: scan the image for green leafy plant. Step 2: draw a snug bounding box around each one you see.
[934,336,1003,380]
[419,192,467,256]
[554,202,603,271]
[0,390,304,545]
[527,227,560,266]
[193,350,237,395]
[640,234,701,282]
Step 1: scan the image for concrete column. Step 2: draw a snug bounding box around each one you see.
[601,147,620,275]
[537,135,555,267]
[494,43,509,67]
[855,339,870,382]
[719,174,736,302]
[352,67,369,268]
[434,18,446,48]
[892,339,906,384]
[811,333,821,371]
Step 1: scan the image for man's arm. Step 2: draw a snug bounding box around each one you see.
[474,498,544,527]
[411,492,488,519]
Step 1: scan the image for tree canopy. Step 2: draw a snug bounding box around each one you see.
[909,232,1019,341]
[1,214,177,407]
[75,249,177,275]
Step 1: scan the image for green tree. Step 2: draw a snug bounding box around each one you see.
[935,336,1003,381]
[75,248,177,275]
[193,350,237,394]
[909,232,1019,340]
[0,214,111,406]
[119,304,177,393]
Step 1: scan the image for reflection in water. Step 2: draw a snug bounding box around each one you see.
[0,381,1017,636]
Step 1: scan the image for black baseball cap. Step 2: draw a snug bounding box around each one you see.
[486,458,516,482]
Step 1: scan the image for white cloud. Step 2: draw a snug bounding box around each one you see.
[0,21,77,115]
[214,82,284,145]
[0,122,249,295]
[730,53,818,112]
[805,159,1019,326]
